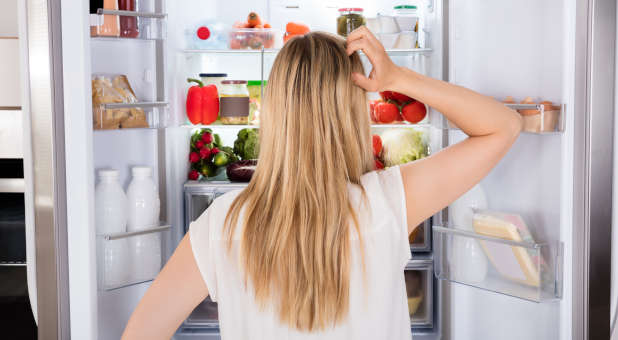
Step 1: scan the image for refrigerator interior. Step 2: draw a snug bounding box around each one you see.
[84,0,572,339]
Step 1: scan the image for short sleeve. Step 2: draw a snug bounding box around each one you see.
[189,208,219,301]
[373,166,412,268]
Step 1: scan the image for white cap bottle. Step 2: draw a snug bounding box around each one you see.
[95,169,128,234]
[126,166,160,231]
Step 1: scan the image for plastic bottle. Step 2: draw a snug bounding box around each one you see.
[126,166,160,231]
[95,169,128,234]
[118,0,139,38]
[131,234,162,283]
[99,238,130,288]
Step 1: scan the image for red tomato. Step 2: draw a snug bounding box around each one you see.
[379,91,413,105]
[401,101,427,124]
[372,134,382,157]
[374,102,399,123]
[369,100,380,122]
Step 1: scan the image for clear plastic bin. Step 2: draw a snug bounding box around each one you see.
[410,219,431,252]
[433,226,563,302]
[94,102,167,130]
[97,224,171,291]
[405,261,433,328]
[91,9,166,40]
[228,28,282,50]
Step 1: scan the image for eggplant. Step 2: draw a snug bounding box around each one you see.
[226,160,257,182]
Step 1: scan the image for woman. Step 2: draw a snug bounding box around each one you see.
[122,28,521,340]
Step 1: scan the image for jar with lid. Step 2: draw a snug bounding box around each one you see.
[393,5,420,48]
[219,80,250,125]
[337,8,366,37]
[247,80,266,125]
[199,73,228,88]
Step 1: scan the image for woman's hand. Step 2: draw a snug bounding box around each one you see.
[346,26,400,92]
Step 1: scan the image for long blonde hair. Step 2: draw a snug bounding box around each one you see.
[224,32,374,331]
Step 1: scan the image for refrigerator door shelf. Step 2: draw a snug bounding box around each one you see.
[92,9,167,41]
[433,226,563,303]
[410,218,432,253]
[93,101,168,130]
[96,223,171,291]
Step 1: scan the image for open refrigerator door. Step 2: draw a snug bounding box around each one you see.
[24,0,612,339]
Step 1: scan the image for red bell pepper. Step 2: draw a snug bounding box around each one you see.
[186,78,219,125]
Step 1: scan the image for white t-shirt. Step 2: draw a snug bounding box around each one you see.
[189,166,412,340]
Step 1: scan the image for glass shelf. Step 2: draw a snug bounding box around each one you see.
[181,123,433,129]
[97,223,171,291]
[182,48,432,56]
[433,226,563,302]
[94,101,168,130]
[91,9,167,40]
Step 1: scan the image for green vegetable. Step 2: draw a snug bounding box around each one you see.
[380,128,428,167]
[213,152,229,167]
[233,128,259,160]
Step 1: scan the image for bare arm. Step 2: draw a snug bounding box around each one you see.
[122,234,208,340]
[347,27,522,234]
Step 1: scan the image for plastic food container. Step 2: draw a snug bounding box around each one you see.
[378,14,399,34]
[247,80,266,125]
[379,33,399,48]
[395,31,417,49]
[199,73,227,88]
[228,28,281,50]
[337,8,366,37]
[394,5,419,32]
[219,80,249,124]
[518,100,560,133]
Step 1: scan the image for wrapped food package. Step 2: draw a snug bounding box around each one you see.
[92,74,148,129]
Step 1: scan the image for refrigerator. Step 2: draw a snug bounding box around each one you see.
[17,0,615,339]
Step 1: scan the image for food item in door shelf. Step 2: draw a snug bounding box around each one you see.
[126,166,160,231]
[118,0,139,38]
[186,78,219,125]
[380,128,428,166]
[374,102,400,123]
[401,101,427,124]
[509,97,560,133]
[472,210,548,287]
[91,75,147,129]
[233,128,259,160]
[337,8,366,37]
[226,159,258,182]
[95,169,128,235]
[90,0,120,37]
[219,80,250,124]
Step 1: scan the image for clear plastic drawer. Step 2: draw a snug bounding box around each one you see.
[97,223,171,291]
[433,226,563,302]
[405,260,433,328]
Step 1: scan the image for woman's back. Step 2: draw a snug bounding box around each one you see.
[190,166,412,339]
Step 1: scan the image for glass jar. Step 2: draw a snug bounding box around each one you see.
[247,80,266,125]
[337,8,366,37]
[219,80,250,125]
[199,73,227,88]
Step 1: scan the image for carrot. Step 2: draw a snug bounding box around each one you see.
[264,23,271,28]
[285,22,309,35]
[247,12,262,28]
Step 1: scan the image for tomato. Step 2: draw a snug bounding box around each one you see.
[369,100,380,122]
[401,101,427,124]
[374,102,399,123]
[375,159,385,170]
[379,91,413,105]
[372,134,382,157]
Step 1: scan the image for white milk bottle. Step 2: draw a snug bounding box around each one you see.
[95,169,129,288]
[126,166,161,282]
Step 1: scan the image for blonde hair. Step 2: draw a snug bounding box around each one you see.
[224,32,374,331]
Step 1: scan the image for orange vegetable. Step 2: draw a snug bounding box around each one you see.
[254,24,263,29]
[286,22,310,35]
[284,32,302,44]
[247,12,262,28]
[264,23,271,28]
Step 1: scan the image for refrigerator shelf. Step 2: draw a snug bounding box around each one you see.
[447,103,565,134]
[94,102,168,130]
[97,223,171,291]
[182,48,432,56]
[433,226,563,302]
[92,9,167,40]
[182,123,434,129]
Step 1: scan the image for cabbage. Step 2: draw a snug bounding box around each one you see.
[380,128,429,167]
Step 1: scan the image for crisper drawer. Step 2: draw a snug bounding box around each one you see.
[409,218,431,252]
[183,181,248,232]
[405,259,434,328]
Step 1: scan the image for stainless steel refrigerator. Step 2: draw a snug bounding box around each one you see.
[18,0,614,339]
